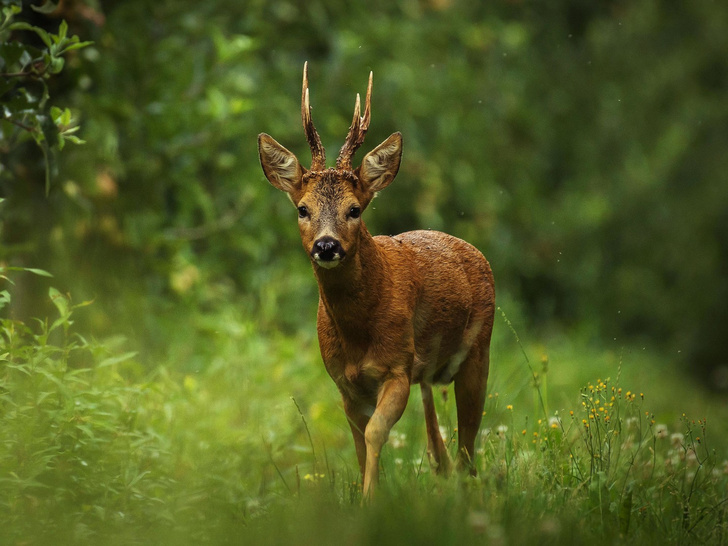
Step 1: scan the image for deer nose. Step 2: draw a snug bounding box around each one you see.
[312,236,345,263]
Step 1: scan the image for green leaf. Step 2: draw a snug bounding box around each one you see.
[30,1,58,15]
[126,470,151,489]
[0,42,27,70]
[57,18,67,41]
[49,286,69,318]
[24,267,53,277]
[63,135,85,145]
[48,55,64,74]
[8,21,52,49]
[0,266,53,277]
[49,315,72,333]
[4,88,40,116]
[6,21,34,31]
[71,297,95,310]
[98,351,138,368]
[60,40,93,53]
[0,289,10,310]
[1,6,22,27]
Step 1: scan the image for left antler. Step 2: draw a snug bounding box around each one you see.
[302,61,327,171]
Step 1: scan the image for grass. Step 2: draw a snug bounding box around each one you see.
[1,275,727,545]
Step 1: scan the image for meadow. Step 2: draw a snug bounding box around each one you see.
[2,268,726,545]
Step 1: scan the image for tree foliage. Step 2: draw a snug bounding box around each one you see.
[1,0,727,386]
[0,0,90,194]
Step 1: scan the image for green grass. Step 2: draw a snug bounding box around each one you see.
[1,282,727,545]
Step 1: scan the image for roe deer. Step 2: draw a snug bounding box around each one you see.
[258,63,495,497]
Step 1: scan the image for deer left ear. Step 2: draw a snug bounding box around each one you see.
[358,132,402,193]
[258,133,305,194]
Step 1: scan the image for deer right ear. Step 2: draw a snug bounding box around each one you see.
[359,132,403,194]
[258,133,305,194]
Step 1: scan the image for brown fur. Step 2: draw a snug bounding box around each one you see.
[258,66,495,497]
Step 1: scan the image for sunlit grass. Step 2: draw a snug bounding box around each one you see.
[1,275,726,544]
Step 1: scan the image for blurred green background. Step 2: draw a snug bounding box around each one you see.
[3,1,728,542]
[3,0,727,387]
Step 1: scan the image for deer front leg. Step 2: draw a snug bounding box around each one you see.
[343,397,370,478]
[363,374,410,498]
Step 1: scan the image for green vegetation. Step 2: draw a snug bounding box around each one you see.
[1,277,726,544]
[2,0,727,544]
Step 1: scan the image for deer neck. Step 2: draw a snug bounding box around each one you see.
[313,223,386,331]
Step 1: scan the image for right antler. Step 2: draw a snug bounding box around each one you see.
[336,70,373,172]
[302,62,326,171]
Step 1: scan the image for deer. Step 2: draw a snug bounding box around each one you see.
[257,63,495,498]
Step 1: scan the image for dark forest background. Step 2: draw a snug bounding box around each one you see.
[3,0,727,388]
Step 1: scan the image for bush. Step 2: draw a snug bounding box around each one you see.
[0,270,175,542]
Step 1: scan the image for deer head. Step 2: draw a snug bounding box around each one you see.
[258,63,402,269]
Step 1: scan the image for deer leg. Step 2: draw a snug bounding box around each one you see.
[420,383,452,475]
[343,397,370,479]
[362,375,410,498]
[453,342,490,476]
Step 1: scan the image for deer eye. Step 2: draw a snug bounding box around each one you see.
[348,205,361,219]
[297,206,309,219]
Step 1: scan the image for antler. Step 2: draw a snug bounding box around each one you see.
[302,62,326,171]
[336,70,372,171]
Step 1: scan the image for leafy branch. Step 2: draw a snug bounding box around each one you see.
[0,1,92,194]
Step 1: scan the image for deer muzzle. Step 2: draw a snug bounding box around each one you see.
[312,236,346,268]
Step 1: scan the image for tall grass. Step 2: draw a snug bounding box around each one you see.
[1,274,726,544]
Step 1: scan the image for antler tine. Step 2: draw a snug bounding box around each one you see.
[352,93,362,132]
[362,70,372,132]
[336,71,373,171]
[301,62,326,171]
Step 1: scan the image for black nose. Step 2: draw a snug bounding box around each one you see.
[312,236,344,261]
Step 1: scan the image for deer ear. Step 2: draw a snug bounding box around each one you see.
[359,132,402,193]
[258,133,305,193]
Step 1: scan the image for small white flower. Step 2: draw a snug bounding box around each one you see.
[389,430,407,449]
[654,424,668,439]
[496,425,508,440]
